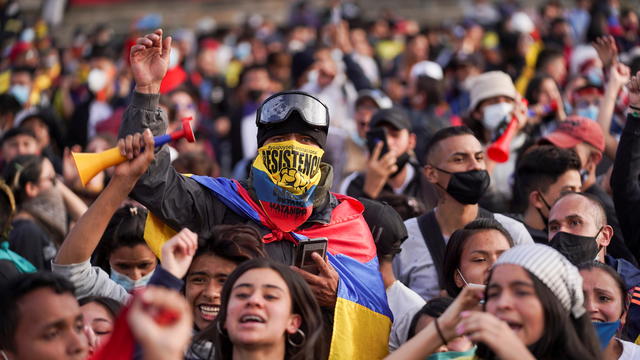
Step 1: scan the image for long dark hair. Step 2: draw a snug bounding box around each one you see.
[207,258,326,360]
[78,296,123,319]
[3,154,45,204]
[195,224,267,264]
[476,268,601,360]
[442,218,514,297]
[93,205,150,272]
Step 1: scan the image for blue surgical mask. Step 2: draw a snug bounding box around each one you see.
[593,320,621,350]
[426,346,476,360]
[576,104,599,121]
[9,85,30,105]
[585,68,604,87]
[110,268,155,292]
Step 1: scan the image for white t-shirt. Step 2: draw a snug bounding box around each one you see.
[618,339,640,360]
[386,280,426,351]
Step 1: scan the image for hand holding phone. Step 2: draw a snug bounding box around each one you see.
[294,238,328,275]
[366,128,389,160]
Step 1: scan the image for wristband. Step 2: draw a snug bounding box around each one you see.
[434,317,448,345]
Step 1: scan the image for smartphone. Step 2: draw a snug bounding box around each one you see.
[295,238,328,275]
[366,128,389,159]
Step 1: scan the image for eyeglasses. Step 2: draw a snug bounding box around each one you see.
[256,91,329,128]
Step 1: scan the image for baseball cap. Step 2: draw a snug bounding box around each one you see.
[355,89,393,109]
[541,115,605,152]
[370,107,411,131]
[409,60,444,81]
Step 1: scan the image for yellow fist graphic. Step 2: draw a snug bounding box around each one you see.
[275,168,309,194]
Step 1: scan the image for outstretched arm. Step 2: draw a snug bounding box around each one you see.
[118,29,221,237]
[597,62,629,161]
[612,70,640,260]
[54,130,155,265]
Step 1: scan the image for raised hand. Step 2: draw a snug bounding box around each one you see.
[363,141,398,198]
[593,35,618,68]
[608,62,630,91]
[114,129,155,184]
[627,70,640,109]
[130,29,171,94]
[160,228,198,279]
[128,287,193,360]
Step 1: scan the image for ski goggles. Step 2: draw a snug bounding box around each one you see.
[256,91,329,128]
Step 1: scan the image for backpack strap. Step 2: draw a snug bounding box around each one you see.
[416,210,447,289]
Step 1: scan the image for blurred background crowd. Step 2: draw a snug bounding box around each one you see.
[2,0,640,358]
[0,0,634,182]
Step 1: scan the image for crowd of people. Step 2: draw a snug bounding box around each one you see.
[2,0,640,359]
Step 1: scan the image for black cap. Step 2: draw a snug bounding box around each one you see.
[256,111,328,148]
[359,198,408,259]
[370,107,411,131]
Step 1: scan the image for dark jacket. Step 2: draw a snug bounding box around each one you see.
[525,223,549,244]
[612,113,640,263]
[118,92,339,266]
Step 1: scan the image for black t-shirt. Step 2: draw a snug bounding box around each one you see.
[0,259,20,286]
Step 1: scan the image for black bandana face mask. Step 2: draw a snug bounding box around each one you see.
[432,167,490,205]
[550,228,602,266]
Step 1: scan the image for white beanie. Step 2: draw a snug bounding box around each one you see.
[494,243,586,318]
[468,71,517,111]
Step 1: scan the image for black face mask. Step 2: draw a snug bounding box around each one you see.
[535,191,552,228]
[550,228,602,266]
[433,167,490,205]
[390,152,411,178]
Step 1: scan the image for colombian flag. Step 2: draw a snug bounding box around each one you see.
[144,176,392,359]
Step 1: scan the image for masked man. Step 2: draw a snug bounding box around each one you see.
[393,126,533,300]
[117,28,391,359]
[548,191,640,342]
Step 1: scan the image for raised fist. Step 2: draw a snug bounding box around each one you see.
[627,70,640,109]
[130,28,171,94]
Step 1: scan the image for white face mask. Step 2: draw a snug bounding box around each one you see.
[110,268,155,292]
[457,268,486,288]
[9,84,30,105]
[482,102,514,131]
[87,68,107,93]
